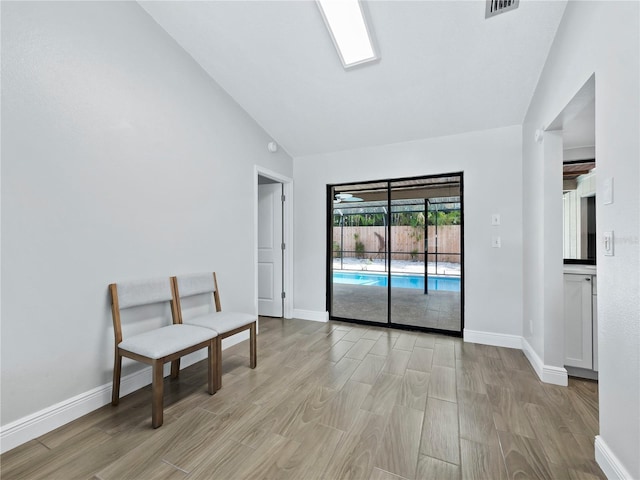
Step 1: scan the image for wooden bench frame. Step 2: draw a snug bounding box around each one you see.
[172,272,256,389]
[110,280,218,428]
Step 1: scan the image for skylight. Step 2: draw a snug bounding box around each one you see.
[317,0,377,69]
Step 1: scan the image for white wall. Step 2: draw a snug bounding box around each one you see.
[1,1,292,428]
[293,126,523,340]
[522,1,639,477]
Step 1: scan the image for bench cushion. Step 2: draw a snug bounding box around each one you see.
[183,311,256,335]
[118,324,217,359]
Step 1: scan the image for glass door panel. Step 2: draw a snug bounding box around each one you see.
[390,176,462,332]
[389,194,429,328]
[329,182,388,324]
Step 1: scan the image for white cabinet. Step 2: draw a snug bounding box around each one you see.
[592,275,598,371]
[564,273,594,369]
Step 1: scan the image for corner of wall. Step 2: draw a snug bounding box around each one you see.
[521,337,568,386]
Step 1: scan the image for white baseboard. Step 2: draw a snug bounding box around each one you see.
[521,338,544,379]
[595,435,634,480]
[1,376,118,455]
[0,332,250,454]
[292,309,328,323]
[521,338,568,386]
[542,366,568,386]
[463,329,522,349]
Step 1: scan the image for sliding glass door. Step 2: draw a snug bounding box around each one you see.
[328,174,463,335]
[329,182,388,324]
[389,176,462,331]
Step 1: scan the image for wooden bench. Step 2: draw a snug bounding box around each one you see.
[109,277,218,428]
[172,272,257,389]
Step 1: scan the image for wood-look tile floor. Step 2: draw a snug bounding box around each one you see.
[1,317,605,480]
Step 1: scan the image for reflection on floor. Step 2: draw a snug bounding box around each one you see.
[332,283,461,331]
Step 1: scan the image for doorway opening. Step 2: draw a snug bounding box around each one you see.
[258,177,283,317]
[255,167,293,319]
[327,173,464,336]
[547,74,598,381]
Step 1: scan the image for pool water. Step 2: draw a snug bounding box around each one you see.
[333,272,460,292]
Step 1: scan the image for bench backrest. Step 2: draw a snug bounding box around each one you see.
[109,277,179,344]
[172,272,222,323]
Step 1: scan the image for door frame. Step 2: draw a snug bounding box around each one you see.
[326,172,465,337]
[254,166,293,319]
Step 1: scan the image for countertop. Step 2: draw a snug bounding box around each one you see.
[564,264,597,275]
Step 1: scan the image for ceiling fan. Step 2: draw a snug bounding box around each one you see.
[334,192,363,204]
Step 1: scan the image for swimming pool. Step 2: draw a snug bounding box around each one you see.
[333,272,460,292]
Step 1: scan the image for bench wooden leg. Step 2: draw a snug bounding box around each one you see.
[216,336,223,390]
[151,359,164,428]
[170,359,180,379]
[112,350,122,406]
[208,339,217,394]
[250,322,257,369]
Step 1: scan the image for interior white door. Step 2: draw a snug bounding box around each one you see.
[258,183,283,317]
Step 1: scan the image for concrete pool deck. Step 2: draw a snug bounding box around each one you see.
[330,258,462,332]
[330,282,461,332]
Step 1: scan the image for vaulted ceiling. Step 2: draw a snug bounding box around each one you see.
[140,1,568,157]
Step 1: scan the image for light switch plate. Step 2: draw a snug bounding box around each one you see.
[491,236,501,248]
[491,214,501,226]
[603,231,614,256]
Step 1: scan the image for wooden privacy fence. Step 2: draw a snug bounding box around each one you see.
[333,226,461,263]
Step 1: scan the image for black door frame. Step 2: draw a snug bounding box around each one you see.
[326,172,465,337]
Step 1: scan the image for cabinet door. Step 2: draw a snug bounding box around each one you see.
[564,274,593,369]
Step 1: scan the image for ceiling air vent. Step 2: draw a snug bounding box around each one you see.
[486,0,519,19]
